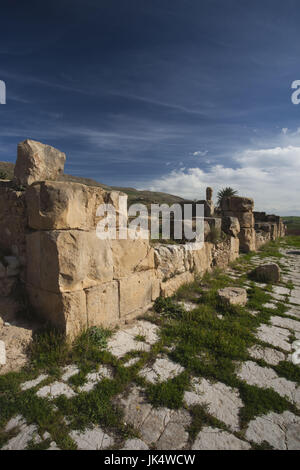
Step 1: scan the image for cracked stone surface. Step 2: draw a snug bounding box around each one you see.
[237,361,299,406]
[273,286,291,296]
[192,427,251,450]
[139,356,184,384]
[262,302,277,310]
[79,365,112,392]
[2,416,40,450]
[256,324,292,351]
[270,315,300,333]
[289,296,300,306]
[184,378,243,431]
[245,411,300,450]
[107,320,159,358]
[123,357,140,368]
[70,426,114,450]
[122,439,149,450]
[119,387,191,448]
[248,345,286,365]
[156,409,191,450]
[271,293,286,302]
[36,381,76,399]
[20,374,48,391]
[61,365,80,382]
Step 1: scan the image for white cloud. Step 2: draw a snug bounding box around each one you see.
[282,128,288,134]
[148,145,300,215]
[192,150,208,157]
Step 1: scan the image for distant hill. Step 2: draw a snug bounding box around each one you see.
[0,161,185,206]
[283,216,300,236]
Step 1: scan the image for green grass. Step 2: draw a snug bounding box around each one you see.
[238,383,296,426]
[188,404,227,440]
[145,372,190,409]
[273,361,300,385]
[285,235,300,248]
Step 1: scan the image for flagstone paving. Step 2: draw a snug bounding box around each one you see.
[184,378,243,431]
[1,239,300,450]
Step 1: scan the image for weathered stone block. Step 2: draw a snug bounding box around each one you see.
[119,271,155,318]
[26,181,106,230]
[111,239,154,278]
[86,281,119,328]
[223,211,254,228]
[26,230,113,292]
[14,140,66,187]
[160,271,194,297]
[206,187,213,201]
[154,245,192,281]
[218,287,247,306]
[221,216,240,237]
[151,278,161,300]
[222,196,254,213]
[250,263,281,284]
[239,228,256,252]
[192,243,213,276]
[27,286,87,338]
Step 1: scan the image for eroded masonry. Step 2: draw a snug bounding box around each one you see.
[0,140,286,338]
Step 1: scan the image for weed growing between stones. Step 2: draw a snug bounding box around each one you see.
[187,404,227,441]
[145,372,190,409]
[273,361,300,385]
[238,383,297,426]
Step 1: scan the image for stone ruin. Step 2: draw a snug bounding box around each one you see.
[0,140,286,339]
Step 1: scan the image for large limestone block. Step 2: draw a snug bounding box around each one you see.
[26,230,113,292]
[26,181,106,230]
[14,140,66,187]
[86,281,119,328]
[119,271,156,318]
[239,228,256,252]
[154,245,193,281]
[27,286,87,338]
[111,239,154,278]
[250,263,281,284]
[160,271,194,297]
[218,287,247,306]
[221,216,240,237]
[222,196,254,213]
[223,211,254,228]
[192,243,213,276]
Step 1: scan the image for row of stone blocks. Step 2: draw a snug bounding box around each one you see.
[0,139,283,338]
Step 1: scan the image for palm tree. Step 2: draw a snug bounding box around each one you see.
[217,187,238,207]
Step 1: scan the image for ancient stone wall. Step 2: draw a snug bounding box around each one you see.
[0,140,285,338]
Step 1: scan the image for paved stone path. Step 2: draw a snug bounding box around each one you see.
[1,243,300,450]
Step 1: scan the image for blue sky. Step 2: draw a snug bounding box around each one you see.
[1,0,300,214]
